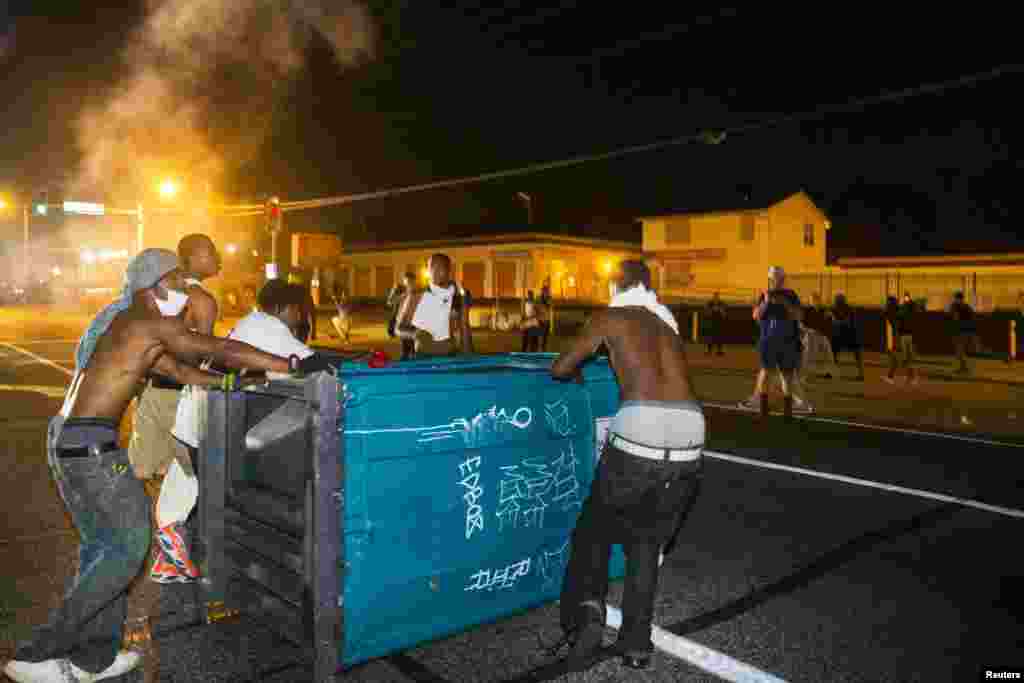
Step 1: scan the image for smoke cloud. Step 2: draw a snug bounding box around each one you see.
[73,0,375,200]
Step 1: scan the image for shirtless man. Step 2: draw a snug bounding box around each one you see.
[131,234,220,584]
[395,253,473,358]
[5,249,331,683]
[550,260,703,672]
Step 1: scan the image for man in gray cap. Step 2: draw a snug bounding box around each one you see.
[5,249,332,683]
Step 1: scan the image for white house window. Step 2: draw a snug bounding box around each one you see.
[740,214,755,242]
[666,218,691,244]
[803,223,815,246]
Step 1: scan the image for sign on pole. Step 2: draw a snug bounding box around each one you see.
[63,201,105,216]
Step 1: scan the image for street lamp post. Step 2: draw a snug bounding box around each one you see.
[517,192,533,226]
[23,205,29,287]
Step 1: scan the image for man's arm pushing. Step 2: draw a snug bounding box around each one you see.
[551,313,605,381]
[151,353,224,388]
[155,318,290,374]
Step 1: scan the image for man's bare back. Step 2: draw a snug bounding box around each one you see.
[552,308,696,403]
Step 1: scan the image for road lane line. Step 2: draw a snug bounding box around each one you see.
[704,449,1024,520]
[0,342,73,378]
[704,401,1024,449]
[605,605,790,683]
[2,339,80,345]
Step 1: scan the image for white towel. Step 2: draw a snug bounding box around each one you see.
[156,458,198,528]
[609,284,679,334]
[411,284,455,341]
[171,384,209,449]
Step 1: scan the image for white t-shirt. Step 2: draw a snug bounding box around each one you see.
[171,311,312,448]
[228,311,314,360]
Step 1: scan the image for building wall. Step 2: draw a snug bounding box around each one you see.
[642,192,828,302]
[325,238,641,302]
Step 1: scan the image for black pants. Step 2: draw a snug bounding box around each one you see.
[560,443,702,652]
[522,327,543,352]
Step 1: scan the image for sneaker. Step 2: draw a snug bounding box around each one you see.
[156,525,199,579]
[93,651,142,682]
[150,553,189,584]
[609,642,655,670]
[792,398,815,414]
[4,657,95,682]
[565,602,604,671]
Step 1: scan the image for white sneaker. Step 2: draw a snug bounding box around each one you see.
[93,651,142,681]
[4,657,95,682]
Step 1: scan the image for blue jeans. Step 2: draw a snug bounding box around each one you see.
[16,418,151,674]
[560,442,702,652]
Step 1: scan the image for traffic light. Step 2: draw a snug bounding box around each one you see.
[265,196,282,233]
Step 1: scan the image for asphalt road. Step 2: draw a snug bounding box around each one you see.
[1,315,1022,682]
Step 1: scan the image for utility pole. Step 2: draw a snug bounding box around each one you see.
[22,205,29,286]
[266,196,283,279]
[517,192,533,226]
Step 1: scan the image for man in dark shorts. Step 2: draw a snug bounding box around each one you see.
[704,292,726,355]
[4,249,333,683]
[549,260,703,672]
[739,266,812,417]
[830,293,865,380]
[949,290,977,374]
[396,253,473,358]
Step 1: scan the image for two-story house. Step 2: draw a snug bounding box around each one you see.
[639,190,829,302]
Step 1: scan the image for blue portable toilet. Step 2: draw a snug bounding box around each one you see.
[199,353,625,679]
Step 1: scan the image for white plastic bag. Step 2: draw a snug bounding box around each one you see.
[156,458,198,528]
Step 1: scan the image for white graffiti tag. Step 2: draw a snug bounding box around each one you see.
[420,405,533,445]
[458,456,484,540]
[464,558,532,592]
[544,399,573,436]
[495,459,553,532]
[494,442,582,532]
[536,540,571,590]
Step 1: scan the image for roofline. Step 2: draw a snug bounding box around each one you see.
[636,190,812,221]
[836,253,1024,268]
[342,232,643,254]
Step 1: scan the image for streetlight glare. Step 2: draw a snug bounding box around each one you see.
[81,250,96,264]
[0,199,7,210]
[51,266,62,277]
[158,180,179,200]
[226,243,238,255]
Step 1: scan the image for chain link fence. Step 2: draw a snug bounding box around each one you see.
[784,271,1024,311]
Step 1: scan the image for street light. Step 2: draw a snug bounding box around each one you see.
[226,243,238,255]
[158,179,179,201]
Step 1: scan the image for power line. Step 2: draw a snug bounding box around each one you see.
[275,64,1022,213]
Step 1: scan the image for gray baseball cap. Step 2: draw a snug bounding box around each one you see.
[123,248,179,295]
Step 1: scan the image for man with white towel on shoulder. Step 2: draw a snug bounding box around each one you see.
[547,260,704,673]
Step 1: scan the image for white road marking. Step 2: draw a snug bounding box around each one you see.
[0,343,74,377]
[1,339,80,345]
[704,449,1024,520]
[704,400,1024,449]
[605,604,790,683]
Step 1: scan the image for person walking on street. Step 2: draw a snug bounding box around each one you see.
[830,293,866,380]
[738,266,813,418]
[949,290,977,374]
[704,292,726,355]
[521,290,545,352]
[549,260,702,673]
[885,292,919,384]
[387,272,414,340]
[801,292,839,380]
[539,280,552,351]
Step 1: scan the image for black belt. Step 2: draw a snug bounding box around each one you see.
[56,442,120,459]
[151,376,185,391]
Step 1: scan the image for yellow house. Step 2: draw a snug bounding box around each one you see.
[638,190,829,303]
[323,231,643,305]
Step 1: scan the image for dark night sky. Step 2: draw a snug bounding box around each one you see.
[1,3,1021,259]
